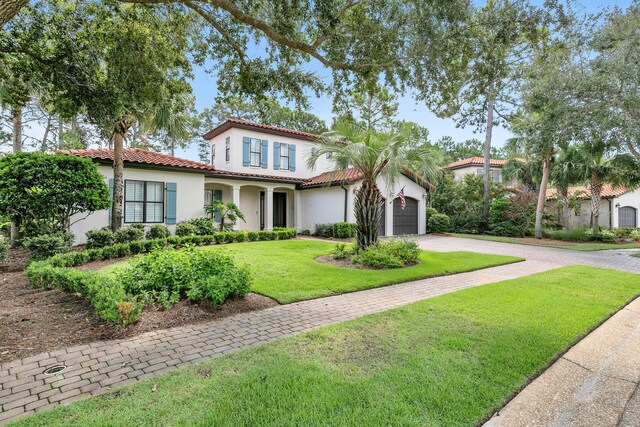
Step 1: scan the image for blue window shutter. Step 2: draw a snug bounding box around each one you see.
[214,189,222,222]
[261,139,268,168]
[289,144,296,172]
[166,182,177,224]
[108,178,114,226]
[273,142,280,170]
[242,137,250,166]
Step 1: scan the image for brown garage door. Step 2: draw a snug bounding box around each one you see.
[619,206,637,228]
[393,197,418,235]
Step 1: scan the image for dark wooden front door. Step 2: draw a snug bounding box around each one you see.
[393,197,418,235]
[273,192,287,228]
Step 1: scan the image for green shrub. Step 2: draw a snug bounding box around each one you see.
[114,226,144,243]
[547,228,589,242]
[146,224,171,240]
[333,222,356,239]
[331,243,354,260]
[247,231,259,241]
[425,207,438,230]
[23,232,74,260]
[175,222,199,236]
[301,229,311,236]
[85,229,115,249]
[116,245,251,309]
[314,223,334,238]
[428,213,451,233]
[0,236,7,261]
[185,218,216,236]
[352,239,419,269]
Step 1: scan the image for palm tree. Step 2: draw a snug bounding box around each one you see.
[308,122,441,250]
[550,145,585,230]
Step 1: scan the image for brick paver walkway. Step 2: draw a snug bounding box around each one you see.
[0,236,638,424]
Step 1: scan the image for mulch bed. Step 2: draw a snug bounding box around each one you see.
[0,268,277,365]
[0,247,29,273]
[315,255,419,270]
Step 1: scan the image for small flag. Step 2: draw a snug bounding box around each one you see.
[395,186,406,210]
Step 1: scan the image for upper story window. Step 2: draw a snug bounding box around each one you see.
[125,180,164,223]
[279,143,290,170]
[211,144,215,165]
[249,137,262,167]
[225,137,230,162]
[476,168,501,183]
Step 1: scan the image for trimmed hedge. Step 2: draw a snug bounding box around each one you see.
[314,222,356,239]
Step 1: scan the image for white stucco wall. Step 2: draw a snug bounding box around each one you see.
[70,165,206,244]
[450,166,504,183]
[208,127,334,179]
[298,186,346,232]
[612,189,640,228]
[550,199,612,229]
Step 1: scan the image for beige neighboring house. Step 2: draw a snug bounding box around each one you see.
[546,184,640,229]
[64,119,431,244]
[443,157,510,183]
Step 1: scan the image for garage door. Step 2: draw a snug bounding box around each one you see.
[393,197,418,235]
[619,206,637,228]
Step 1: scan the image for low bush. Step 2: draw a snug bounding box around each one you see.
[0,236,8,260]
[184,218,216,236]
[333,222,356,238]
[85,229,115,249]
[23,232,74,260]
[301,229,311,236]
[352,239,420,269]
[331,243,354,260]
[314,223,334,238]
[175,222,199,237]
[425,207,438,230]
[428,213,451,234]
[114,226,145,243]
[547,228,589,242]
[146,224,171,240]
[247,231,259,241]
[117,245,251,309]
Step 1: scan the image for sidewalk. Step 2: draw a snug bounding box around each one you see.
[485,297,640,427]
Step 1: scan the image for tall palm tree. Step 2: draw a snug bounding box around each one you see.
[550,145,585,230]
[307,122,441,250]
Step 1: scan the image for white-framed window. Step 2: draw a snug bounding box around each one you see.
[250,137,261,167]
[225,137,230,162]
[476,168,501,183]
[211,144,215,165]
[280,143,290,170]
[125,180,164,223]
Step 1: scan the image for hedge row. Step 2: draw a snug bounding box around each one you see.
[25,228,295,325]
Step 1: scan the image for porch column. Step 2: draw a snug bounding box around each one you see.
[266,188,274,231]
[294,191,303,232]
[232,185,241,230]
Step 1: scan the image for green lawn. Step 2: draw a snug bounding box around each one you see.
[99,240,521,303]
[450,233,640,252]
[15,266,640,427]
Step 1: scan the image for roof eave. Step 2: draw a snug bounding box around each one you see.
[203,121,319,142]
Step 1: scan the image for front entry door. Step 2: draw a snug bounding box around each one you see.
[260,191,287,229]
[273,192,287,228]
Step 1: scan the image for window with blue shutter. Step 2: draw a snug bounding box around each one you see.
[273,142,280,170]
[242,137,250,166]
[165,182,177,224]
[261,139,268,168]
[289,144,296,171]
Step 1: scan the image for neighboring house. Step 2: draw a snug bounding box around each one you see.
[546,184,640,229]
[443,157,509,184]
[64,119,430,243]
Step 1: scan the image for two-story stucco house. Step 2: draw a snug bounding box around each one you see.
[443,157,509,183]
[65,119,430,243]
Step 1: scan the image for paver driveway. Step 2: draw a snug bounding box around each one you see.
[0,236,638,424]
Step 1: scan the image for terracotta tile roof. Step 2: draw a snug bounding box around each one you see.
[546,184,631,199]
[202,118,322,141]
[60,148,217,172]
[206,169,306,183]
[444,156,511,170]
[301,167,433,189]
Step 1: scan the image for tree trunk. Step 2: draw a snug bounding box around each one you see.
[482,92,495,221]
[40,114,52,152]
[11,105,22,153]
[534,156,551,239]
[353,178,383,250]
[58,116,64,150]
[589,177,603,235]
[111,131,126,231]
[0,0,28,27]
[559,186,570,230]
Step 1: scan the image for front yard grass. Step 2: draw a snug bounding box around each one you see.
[99,239,522,303]
[15,265,640,427]
[450,232,640,251]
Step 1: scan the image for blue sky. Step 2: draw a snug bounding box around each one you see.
[178,0,631,160]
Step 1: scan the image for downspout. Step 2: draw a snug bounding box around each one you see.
[340,184,348,222]
[609,199,613,228]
